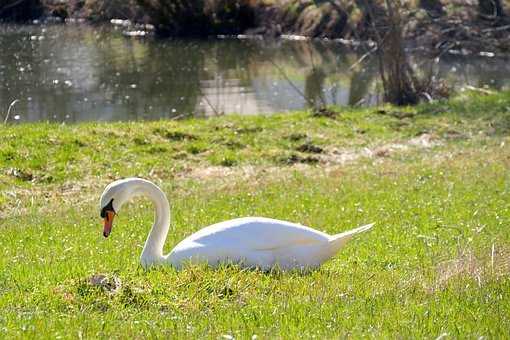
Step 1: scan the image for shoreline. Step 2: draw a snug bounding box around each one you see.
[2,1,510,55]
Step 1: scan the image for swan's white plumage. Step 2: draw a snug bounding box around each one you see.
[99,178,374,271]
[177,217,330,249]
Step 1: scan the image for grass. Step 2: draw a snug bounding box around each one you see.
[1,91,510,338]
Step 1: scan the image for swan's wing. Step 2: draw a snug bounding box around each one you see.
[181,217,330,251]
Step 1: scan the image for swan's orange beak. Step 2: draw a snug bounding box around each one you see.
[103,211,115,238]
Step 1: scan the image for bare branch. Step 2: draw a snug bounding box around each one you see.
[3,99,20,124]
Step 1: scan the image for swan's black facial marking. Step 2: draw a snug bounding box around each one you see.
[100,198,115,219]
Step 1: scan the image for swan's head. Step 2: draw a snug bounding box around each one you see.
[99,178,138,238]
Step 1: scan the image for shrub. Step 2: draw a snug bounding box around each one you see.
[135,0,257,37]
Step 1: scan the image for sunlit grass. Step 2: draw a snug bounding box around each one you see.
[1,92,509,337]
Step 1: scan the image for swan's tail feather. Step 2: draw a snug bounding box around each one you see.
[329,223,374,253]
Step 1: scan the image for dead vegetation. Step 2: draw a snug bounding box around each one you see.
[88,273,123,294]
[0,131,441,219]
[133,0,257,37]
[2,1,508,56]
[409,0,510,55]
[178,132,441,182]
[430,245,510,292]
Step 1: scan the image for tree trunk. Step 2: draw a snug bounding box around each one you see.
[378,22,419,105]
[376,0,419,105]
[478,0,505,18]
[304,67,327,109]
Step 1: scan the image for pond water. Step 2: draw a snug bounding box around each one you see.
[1,24,509,123]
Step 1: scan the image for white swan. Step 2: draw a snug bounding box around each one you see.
[99,178,374,271]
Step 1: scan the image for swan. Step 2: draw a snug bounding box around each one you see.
[99,178,374,271]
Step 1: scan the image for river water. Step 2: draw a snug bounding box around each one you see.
[1,23,509,123]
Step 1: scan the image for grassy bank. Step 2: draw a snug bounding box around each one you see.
[1,92,510,337]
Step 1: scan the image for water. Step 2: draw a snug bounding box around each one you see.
[1,24,509,123]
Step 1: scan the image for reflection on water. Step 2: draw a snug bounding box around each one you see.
[1,24,509,123]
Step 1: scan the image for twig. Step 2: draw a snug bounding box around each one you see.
[479,0,503,21]
[195,60,221,117]
[0,0,26,15]
[170,113,186,120]
[481,24,510,33]
[491,243,495,273]
[362,273,376,284]
[349,46,377,71]
[422,92,434,103]
[463,85,495,95]
[3,99,20,124]
[197,86,221,117]
[435,332,448,340]
[269,59,313,107]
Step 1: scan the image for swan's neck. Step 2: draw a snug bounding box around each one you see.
[133,180,170,266]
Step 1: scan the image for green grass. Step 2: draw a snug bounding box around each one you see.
[1,91,510,338]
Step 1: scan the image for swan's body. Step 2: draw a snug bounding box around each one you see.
[100,178,374,271]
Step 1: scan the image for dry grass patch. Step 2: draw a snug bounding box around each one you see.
[430,246,510,292]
